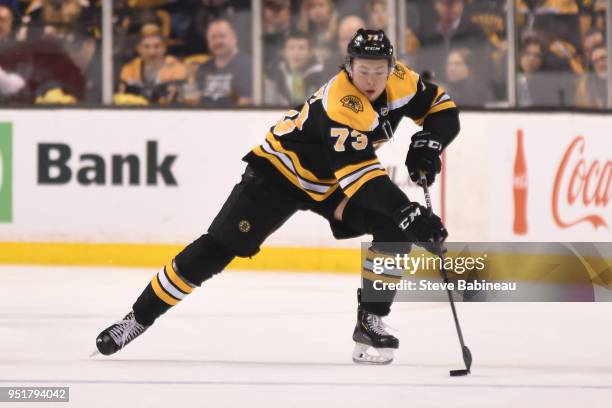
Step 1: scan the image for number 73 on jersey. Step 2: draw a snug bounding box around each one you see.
[330,128,368,152]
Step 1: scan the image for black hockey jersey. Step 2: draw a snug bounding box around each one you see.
[243,61,456,203]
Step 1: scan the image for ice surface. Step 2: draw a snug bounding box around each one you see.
[0,266,611,407]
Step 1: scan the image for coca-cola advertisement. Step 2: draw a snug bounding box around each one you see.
[444,112,612,242]
[552,135,610,231]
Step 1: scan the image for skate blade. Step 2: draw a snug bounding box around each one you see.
[352,342,394,365]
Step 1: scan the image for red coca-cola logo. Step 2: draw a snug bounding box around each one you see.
[552,136,611,229]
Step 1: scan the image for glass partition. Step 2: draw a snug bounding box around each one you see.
[0,0,609,110]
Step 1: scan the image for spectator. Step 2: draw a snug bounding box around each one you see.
[191,18,252,107]
[321,14,364,78]
[297,0,338,64]
[575,43,607,108]
[262,0,291,76]
[409,0,490,81]
[517,36,573,107]
[516,0,583,73]
[443,47,492,107]
[435,0,476,39]
[175,0,251,56]
[517,36,544,106]
[264,30,324,106]
[0,4,15,44]
[581,29,604,71]
[113,0,170,72]
[117,27,186,105]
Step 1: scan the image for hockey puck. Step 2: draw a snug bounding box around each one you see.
[449,369,470,377]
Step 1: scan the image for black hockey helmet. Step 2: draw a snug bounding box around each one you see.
[344,29,395,75]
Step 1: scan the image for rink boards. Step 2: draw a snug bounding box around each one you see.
[0,110,610,270]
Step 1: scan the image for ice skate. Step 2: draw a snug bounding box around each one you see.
[352,302,399,365]
[95,311,150,356]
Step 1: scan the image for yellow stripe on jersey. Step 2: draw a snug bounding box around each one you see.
[252,146,340,201]
[334,158,381,179]
[344,169,387,197]
[414,86,457,125]
[427,100,456,115]
[433,87,446,103]
[265,132,336,184]
[335,158,387,197]
[166,262,194,294]
[322,71,379,132]
[151,274,179,306]
[385,62,420,111]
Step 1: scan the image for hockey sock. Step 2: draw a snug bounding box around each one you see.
[132,260,196,326]
[132,234,235,326]
[360,246,402,316]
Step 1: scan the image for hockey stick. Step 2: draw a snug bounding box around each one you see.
[420,175,472,376]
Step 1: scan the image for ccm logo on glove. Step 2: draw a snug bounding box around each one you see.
[398,204,421,231]
[412,139,442,151]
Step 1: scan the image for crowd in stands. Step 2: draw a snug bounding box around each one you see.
[0,0,608,109]
[512,0,608,107]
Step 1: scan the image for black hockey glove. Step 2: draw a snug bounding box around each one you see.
[405,130,443,186]
[393,202,448,255]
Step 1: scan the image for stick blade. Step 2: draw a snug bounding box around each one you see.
[449,369,470,377]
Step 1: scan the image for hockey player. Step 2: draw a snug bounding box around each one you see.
[95,29,459,364]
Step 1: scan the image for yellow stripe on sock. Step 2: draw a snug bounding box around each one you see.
[165,262,194,294]
[362,270,402,284]
[151,275,179,306]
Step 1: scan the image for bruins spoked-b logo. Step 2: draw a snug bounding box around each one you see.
[340,95,364,114]
[238,220,251,233]
[392,63,405,80]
